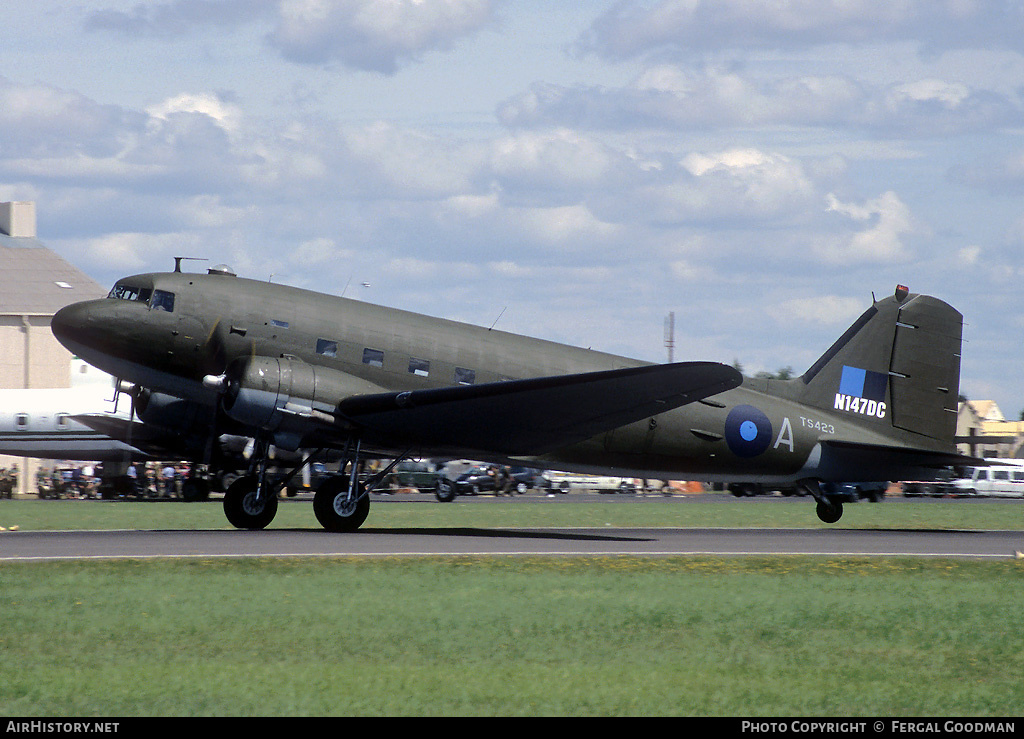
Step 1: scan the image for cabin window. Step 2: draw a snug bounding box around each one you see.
[408,358,430,377]
[108,284,152,303]
[57,413,70,430]
[1014,471,1024,481]
[316,339,338,358]
[454,367,476,385]
[362,348,384,368]
[15,413,28,428]
[151,290,175,312]
[109,284,138,300]
[994,470,1010,481]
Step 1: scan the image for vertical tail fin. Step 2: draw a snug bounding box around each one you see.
[799,286,963,445]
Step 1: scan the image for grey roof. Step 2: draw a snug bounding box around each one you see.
[0,234,106,315]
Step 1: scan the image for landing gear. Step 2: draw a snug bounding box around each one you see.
[797,478,845,524]
[223,475,279,530]
[222,436,281,530]
[220,433,406,532]
[815,498,844,524]
[313,475,370,532]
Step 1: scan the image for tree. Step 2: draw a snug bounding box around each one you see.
[754,366,794,380]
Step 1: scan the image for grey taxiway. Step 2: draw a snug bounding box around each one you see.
[2,497,1021,561]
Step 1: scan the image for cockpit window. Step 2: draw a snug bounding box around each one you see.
[151,290,175,312]
[108,284,153,303]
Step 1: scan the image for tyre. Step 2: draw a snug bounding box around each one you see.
[313,476,369,532]
[223,475,278,530]
[815,499,843,524]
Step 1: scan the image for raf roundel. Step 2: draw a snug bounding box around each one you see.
[724,405,773,458]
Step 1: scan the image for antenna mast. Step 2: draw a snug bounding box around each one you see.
[664,312,675,363]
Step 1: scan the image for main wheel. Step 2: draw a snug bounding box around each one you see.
[313,476,370,532]
[223,475,278,530]
[815,499,843,524]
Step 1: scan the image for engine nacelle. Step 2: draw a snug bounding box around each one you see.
[136,390,215,436]
[219,356,382,451]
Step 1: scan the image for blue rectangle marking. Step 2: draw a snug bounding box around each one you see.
[839,366,866,396]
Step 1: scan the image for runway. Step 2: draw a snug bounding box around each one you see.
[1,525,1022,561]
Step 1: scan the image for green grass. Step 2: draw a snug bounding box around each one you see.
[0,494,1022,531]
[1,496,1023,716]
[0,556,1021,716]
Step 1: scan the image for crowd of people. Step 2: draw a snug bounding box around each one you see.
[34,462,191,499]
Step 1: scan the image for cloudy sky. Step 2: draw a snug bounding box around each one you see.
[2,1,1023,417]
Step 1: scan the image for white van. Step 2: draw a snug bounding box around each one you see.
[953,464,1024,497]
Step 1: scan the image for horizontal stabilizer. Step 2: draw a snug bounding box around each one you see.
[338,361,742,456]
[815,439,984,482]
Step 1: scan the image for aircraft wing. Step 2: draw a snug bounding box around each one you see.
[71,414,174,457]
[335,361,742,456]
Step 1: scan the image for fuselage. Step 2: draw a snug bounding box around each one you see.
[50,269,921,482]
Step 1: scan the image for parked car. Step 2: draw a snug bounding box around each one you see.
[953,464,1024,497]
[387,460,442,493]
[902,469,959,497]
[727,482,803,496]
[453,465,497,495]
[821,481,887,502]
[540,470,636,494]
[509,466,543,493]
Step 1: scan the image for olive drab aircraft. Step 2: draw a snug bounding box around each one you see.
[50,263,974,531]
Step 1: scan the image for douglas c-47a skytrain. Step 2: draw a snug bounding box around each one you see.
[50,263,975,531]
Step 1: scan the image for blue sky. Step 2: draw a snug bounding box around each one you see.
[2,1,1023,418]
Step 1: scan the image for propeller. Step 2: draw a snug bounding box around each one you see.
[199,317,229,378]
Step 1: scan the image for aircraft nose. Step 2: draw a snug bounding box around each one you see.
[51,300,105,354]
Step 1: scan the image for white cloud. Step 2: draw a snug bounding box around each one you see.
[888,79,970,107]
[292,237,349,265]
[146,93,243,134]
[338,121,481,197]
[498,67,1023,135]
[767,295,864,326]
[577,0,1024,59]
[174,195,252,228]
[489,129,628,201]
[606,147,817,227]
[267,0,496,72]
[510,204,619,247]
[820,191,916,264]
[79,231,207,270]
[957,245,982,265]
[85,0,277,37]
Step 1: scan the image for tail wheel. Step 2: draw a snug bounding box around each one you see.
[815,499,843,524]
[313,476,370,532]
[223,475,278,530]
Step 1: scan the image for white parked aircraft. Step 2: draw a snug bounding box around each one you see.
[0,362,141,462]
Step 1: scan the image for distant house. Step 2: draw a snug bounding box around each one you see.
[957,400,1024,459]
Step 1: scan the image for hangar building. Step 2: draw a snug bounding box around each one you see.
[0,201,107,494]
